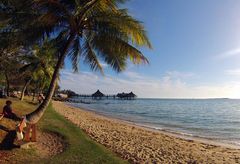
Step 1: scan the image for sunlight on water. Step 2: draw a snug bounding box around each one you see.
[69,98,240,145]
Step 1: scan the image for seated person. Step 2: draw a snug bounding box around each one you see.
[2,100,20,121]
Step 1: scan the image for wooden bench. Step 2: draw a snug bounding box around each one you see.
[24,124,36,142]
[16,119,36,142]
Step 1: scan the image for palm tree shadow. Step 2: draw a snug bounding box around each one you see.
[0,125,10,133]
[0,130,20,150]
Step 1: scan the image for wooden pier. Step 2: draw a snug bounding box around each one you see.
[78,90,136,100]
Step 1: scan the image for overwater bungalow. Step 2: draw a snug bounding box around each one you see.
[117,92,137,100]
[128,92,137,100]
[86,90,137,100]
[92,90,105,99]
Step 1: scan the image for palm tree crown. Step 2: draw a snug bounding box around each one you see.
[1,0,152,124]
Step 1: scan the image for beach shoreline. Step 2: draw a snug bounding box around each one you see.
[67,102,240,150]
[53,101,240,163]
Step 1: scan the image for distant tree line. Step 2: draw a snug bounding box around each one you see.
[57,89,79,98]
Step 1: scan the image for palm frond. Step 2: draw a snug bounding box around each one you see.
[86,9,152,48]
[68,37,81,72]
[82,37,103,74]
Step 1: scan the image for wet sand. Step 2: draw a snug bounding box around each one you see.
[52,101,240,163]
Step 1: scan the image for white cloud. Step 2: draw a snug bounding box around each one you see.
[164,71,196,80]
[122,71,145,79]
[225,69,240,76]
[59,69,240,98]
[217,47,240,59]
[99,62,108,68]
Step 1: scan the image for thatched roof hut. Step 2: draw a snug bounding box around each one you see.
[92,90,105,99]
[117,91,136,99]
[116,92,125,98]
[128,92,136,98]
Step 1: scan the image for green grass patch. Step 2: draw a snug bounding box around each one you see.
[0,98,128,164]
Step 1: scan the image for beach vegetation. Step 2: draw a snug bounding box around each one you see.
[19,41,57,101]
[0,98,128,163]
[0,0,151,125]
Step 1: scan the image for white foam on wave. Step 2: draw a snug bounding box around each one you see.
[134,123,196,138]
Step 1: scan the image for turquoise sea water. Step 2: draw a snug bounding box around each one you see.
[69,98,240,146]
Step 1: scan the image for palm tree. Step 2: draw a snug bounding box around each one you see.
[0,47,22,96]
[3,0,152,124]
[19,41,56,101]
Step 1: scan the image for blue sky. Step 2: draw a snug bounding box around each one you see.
[60,0,240,98]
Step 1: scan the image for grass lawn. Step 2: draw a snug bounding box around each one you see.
[0,98,128,164]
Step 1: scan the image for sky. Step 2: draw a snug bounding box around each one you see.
[60,0,240,98]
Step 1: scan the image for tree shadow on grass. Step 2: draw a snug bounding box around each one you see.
[0,125,10,133]
[26,101,39,106]
[0,130,20,150]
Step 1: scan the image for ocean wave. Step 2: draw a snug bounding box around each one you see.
[69,98,240,146]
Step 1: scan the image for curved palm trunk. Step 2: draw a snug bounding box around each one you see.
[26,35,75,124]
[20,78,32,101]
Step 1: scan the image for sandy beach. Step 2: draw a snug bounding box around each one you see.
[52,101,240,163]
